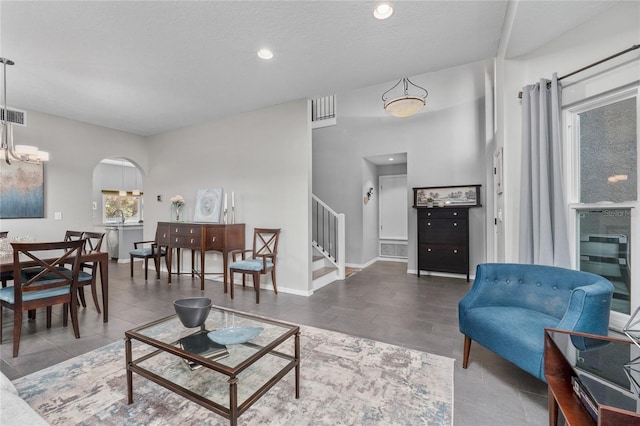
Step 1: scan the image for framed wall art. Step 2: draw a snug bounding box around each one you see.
[193,188,223,222]
[0,160,45,218]
[413,184,481,208]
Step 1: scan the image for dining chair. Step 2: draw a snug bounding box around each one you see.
[229,228,280,304]
[0,239,84,357]
[129,227,168,280]
[63,230,100,311]
[76,231,105,313]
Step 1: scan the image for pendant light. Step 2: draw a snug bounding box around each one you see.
[1,57,49,164]
[381,77,428,118]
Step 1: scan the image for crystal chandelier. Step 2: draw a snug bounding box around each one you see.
[1,57,49,165]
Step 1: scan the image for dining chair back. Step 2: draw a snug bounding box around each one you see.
[229,228,281,303]
[76,231,105,312]
[64,230,84,242]
[0,239,84,357]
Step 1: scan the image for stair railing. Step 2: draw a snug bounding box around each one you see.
[312,195,345,279]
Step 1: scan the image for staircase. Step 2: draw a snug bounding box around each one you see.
[312,195,345,290]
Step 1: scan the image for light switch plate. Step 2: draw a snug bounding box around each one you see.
[54,211,62,220]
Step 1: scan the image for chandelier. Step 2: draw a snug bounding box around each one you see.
[381,77,428,118]
[1,57,49,165]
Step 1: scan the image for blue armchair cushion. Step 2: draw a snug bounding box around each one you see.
[130,247,165,257]
[459,263,613,381]
[229,259,273,272]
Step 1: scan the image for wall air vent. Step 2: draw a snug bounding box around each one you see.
[311,95,336,129]
[1,107,26,126]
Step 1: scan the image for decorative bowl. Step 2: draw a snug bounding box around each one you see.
[207,326,263,345]
[173,297,212,328]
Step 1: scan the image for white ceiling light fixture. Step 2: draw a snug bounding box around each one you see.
[373,3,394,20]
[1,57,49,165]
[381,77,428,118]
[257,48,274,60]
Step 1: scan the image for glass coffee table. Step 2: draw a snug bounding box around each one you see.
[125,306,300,426]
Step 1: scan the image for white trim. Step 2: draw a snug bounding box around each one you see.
[565,84,640,325]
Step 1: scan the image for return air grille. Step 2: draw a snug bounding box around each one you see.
[0,107,26,126]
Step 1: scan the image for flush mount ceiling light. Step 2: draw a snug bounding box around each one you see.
[257,48,274,60]
[381,77,428,118]
[373,3,394,20]
[1,57,49,164]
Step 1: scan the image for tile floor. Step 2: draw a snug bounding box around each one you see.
[1,260,549,425]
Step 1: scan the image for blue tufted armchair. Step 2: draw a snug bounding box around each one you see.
[458,263,613,381]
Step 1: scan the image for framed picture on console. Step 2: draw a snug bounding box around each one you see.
[193,188,223,222]
[413,184,481,208]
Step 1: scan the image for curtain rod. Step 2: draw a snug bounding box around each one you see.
[517,44,640,99]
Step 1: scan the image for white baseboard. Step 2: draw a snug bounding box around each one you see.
[407,269,475,281]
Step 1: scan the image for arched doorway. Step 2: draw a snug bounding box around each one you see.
[92,157,144,262]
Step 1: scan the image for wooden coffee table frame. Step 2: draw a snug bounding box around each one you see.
[125,307,300,426]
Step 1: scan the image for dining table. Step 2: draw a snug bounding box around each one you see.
[0,250,110,323]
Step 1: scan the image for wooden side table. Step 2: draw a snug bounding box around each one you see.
[544,328,640,425]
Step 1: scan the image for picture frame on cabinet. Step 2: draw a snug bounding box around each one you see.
[413,184,481,208]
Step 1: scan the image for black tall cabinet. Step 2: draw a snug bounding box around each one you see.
[413,185,481,282]
[416,208,470,281]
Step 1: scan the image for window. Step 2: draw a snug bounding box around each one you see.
[102,191,143,223]
[567,87,638,324]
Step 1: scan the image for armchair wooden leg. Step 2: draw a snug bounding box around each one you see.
[78,287,88,308]
[46,306,52,328]
[253,272,261,304]
[130,256,134,277]
[13,310,22,357]
[144,258,149,280]
[230,271,235,299]
[154,255,160,279]
[90,280,102,313]
[463,335,471,369]
[69,298,80,339]
[271,270,278,294]
[63,303,68,327]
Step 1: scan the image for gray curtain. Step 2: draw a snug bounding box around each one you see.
[518,73,571,267]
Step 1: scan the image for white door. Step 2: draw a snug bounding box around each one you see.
[379,175,408,240]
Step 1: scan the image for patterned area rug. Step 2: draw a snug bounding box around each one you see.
[13,325,454,425]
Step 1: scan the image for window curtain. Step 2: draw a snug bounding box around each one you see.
[518,73,571,267]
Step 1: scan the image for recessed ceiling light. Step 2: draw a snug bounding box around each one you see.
[389,157,394,161]
[374,3,394,20]
[257,48,274,60]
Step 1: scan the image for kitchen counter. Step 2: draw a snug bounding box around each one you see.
[97,224,143,261]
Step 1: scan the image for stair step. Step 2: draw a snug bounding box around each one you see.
[313,266,337,280]
[312,255,324,262]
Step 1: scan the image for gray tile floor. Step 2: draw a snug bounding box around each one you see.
[1,260,548,425]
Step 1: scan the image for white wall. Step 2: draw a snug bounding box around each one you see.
[1,110,147,240]
[313,60,490,274]
[497,1,640,262]
[144,99,312,296]
[361,158,378,263]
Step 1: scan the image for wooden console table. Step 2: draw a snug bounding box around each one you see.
[157,222,245,291]
[544,328,640,426]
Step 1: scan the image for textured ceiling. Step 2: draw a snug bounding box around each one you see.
[0,1,618,136]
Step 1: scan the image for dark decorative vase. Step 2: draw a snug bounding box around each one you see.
[173,297,212,328]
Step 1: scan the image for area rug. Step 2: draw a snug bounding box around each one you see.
[13,325,454,425]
